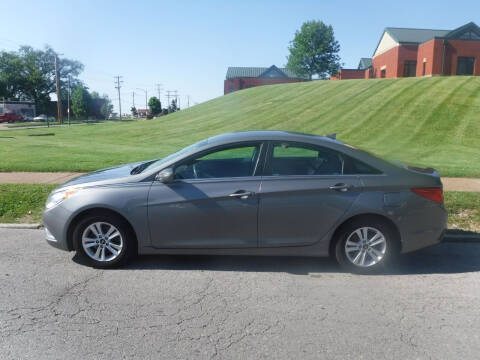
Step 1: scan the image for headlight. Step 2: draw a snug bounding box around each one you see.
[45,189,79,209]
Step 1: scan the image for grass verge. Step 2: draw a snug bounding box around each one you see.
[0,184,56,223]
[444,191,480,233]
[0,185,479,237]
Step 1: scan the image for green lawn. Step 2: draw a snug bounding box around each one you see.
[0,184,56,223]
[1,184,478,236]
[1,76,480,176]
[444,191,480,233]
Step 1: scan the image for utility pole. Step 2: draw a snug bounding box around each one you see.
[54,54,63,124]
[155,83,163,103]
[187,95,190,108]
[67,76,71,125]
[132,91,135,108]
[114,76,123,119]
[166,90,176,111]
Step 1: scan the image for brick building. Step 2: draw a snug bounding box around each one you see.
[333,22,480,80]
[224,65,307,94]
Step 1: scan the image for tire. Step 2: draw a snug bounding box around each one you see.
[334,218,399,274]
[73,214,136,268]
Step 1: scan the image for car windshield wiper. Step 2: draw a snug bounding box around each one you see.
[130,160,157,175]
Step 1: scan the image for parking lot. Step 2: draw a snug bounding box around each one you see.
[1,228,480,359]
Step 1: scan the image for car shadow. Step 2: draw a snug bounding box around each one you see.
[72,242,480,275]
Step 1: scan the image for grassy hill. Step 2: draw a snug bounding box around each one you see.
[1,76,479,177]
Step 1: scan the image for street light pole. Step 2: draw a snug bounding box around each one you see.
[67,76,71,126]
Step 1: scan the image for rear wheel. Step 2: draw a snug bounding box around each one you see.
[73,214,136,268]
[335,218,399,274]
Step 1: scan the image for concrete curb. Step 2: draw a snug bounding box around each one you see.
[444,234,480,243]
[0,223,42,229]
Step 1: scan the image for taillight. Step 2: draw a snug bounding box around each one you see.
[411,187,444,203]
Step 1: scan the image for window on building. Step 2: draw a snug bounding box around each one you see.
[403,61,417,77]
[380,69,386,78]
[229,87,235,93]
[457,57,475,75]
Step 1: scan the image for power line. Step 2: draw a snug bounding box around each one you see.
[114,76,123,119]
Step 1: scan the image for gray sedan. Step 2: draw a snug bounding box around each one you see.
[43,131,447,273]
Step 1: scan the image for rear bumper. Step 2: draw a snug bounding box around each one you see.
[400,204,448,253]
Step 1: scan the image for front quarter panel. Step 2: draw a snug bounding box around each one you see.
[55,183,152,250]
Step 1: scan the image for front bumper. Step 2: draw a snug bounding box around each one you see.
[42,204,73,251]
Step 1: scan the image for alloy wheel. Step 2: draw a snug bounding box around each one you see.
[345,227,387,267]
[81,222,124,262]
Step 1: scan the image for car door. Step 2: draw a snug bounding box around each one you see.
[258,141,362,247]
[148,142,264,248]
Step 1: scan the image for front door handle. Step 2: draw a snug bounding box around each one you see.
[229,190,254,199]
[329,183,351,192]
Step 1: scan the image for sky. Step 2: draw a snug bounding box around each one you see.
[1,0,479,114]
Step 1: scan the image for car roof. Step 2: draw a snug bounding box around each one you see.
[206,130,343,146]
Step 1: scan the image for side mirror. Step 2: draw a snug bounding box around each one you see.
[155,168,174,183]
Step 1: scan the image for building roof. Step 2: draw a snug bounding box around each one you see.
[385,27,450,43]
[373,22,480,57]
[226,65,307,79]
[358,58,372,70]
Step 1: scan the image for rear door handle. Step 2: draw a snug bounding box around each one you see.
[329,183,351,192]
[229,190,254,199]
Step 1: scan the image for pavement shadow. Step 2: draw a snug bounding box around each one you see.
[73,242,480,275]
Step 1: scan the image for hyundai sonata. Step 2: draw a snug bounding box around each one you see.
[43,131,447,273]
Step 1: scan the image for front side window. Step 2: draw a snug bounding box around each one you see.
[266,142,344,176]
[174,144,260,180]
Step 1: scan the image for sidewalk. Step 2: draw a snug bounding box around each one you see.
[0,172,84,184]
[0,172,479,191]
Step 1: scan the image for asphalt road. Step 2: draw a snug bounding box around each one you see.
[1,229,479,360]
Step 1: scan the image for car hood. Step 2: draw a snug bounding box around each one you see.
[59,160,150,188]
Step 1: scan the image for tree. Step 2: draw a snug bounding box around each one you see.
[131,106,138,117]
[286,20,340,80]
[148,96,162,116]
[168,99,178,113]
[71,84,91,119]
[0,45,83,114]
[100,95,113,119]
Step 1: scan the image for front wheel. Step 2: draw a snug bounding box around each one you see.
[335,219,399,274]
[73,214,136,268]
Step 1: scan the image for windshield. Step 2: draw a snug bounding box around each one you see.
[142,139,209,172]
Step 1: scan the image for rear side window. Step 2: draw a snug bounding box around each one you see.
[266,142,344,176]
[343,155,382,175]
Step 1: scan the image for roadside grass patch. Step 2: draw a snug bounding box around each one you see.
[445,191,480,233]
[0,184,56,223]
